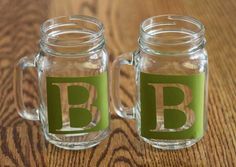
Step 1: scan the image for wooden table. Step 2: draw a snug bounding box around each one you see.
[0,0,235,166]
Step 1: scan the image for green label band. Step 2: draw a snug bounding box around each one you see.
[140,72,205,140]
[46,72,109,134]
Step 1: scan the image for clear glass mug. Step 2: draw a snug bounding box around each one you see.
[111,15,208,150]
[14,15,110,150]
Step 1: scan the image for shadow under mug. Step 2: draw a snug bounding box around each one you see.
[111,15,208,150]
[14,15,110,150]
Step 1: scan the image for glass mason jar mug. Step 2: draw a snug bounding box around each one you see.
[14,16,110,150]
[111,15,208,150]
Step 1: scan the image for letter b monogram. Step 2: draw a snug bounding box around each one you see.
[148,83,195,132]
[53,83,98,129]
[46,73,109,134]
[140,73,205,140]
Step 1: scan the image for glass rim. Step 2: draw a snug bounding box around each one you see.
[140,14,205,44]
[40,15,104,47]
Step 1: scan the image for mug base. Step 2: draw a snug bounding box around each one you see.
[46,139,102,150]
[44,129,109,150]
[141,137,203,150]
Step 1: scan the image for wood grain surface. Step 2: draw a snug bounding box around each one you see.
[0,0,236,166]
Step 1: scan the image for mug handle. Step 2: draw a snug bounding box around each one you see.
[111,52,137,119]
[14,54,40,120]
